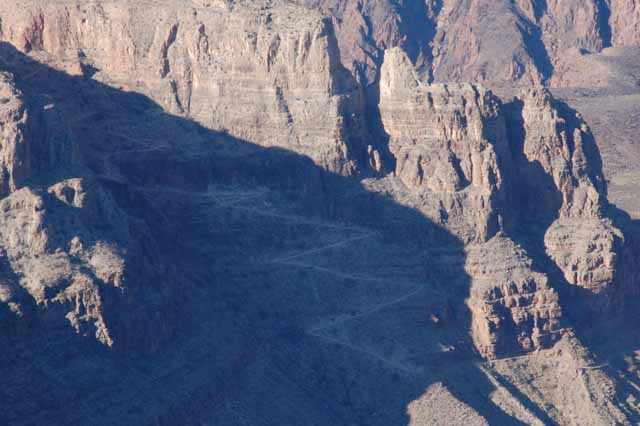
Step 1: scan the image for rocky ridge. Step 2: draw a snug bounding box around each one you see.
[0,0,633,364]
[305,0,640,87]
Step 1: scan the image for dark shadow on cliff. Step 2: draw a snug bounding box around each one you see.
[330,0,442,84]
[582,202,640,422]
[530,0,548,22]
[513,6,554,83]
[502,97,569,302]
[503,95,615,323]
[0,42,545,426]
[334,1,443,175]
[394,0,443,82]
[504,94,640,423]
[595,0,613,48]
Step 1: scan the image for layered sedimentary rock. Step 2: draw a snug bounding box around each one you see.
[0,0,373,176]
[506,89,625,299]
[0,0,636,184]
[506,88,606,219]
[308,0,640,88]
[528,0,608,55]
[4,0,634,105]
[429,0,609,84]
[306,0,549,85]
[0,0,637,366]
[429,0,548,84]
[465,235,563,359]
[303,0,438,85]
[0,72,33,197]
[378,48,560,358]
[1,2,640,424]
[378,47,508,243]
[378,46,635,357]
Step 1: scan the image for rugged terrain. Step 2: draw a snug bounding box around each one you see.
[1,1,640,425]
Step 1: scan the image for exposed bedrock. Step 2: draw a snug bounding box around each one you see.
[378,47,508,244]
[0,0,377,176]
[0,67,176,353]
[506,88,627,310]
[378,47,637,358]
[465,235,564,359]
[609,0,640,46]
[0,1,637,361]
[308,0,640,88]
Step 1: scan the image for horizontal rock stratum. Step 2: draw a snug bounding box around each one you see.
[1,1,640,425]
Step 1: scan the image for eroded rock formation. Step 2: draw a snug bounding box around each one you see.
[0,1,640,424]
[378,46,634,358]
[379,47,507,244]
[610,0,640,46]
[306,0,640,87]
[0,67,175,353]
[0,72,33,197]
[506,88,625,304]
[0,0,374,176]
[466,235,563,358]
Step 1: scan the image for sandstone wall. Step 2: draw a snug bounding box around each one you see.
[378,46,634,357]
[379,47,508,243]
[0,0,374,176]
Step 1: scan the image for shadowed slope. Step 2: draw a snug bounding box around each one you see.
[0,42,545,426]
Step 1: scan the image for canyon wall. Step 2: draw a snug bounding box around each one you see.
[0,65,176,353]
[0,0,375,176]
[0,0,637,361]
[378,47,632,358]
[307,0,640,87]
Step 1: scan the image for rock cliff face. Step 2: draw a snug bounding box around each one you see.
[379,47,508,243]
[378,47,633,357]
[378,48,548,358]
[0,73,34,197]
[507,89,606,220]
[0,67,175,353]
[610,0,640,46]
[1,1,640,424]
[0,0,372,176]
[506,88,625,302]
[465,235,563,359]
[0,0,633,360]
[303,0,438,84]
[307,0,640,87]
